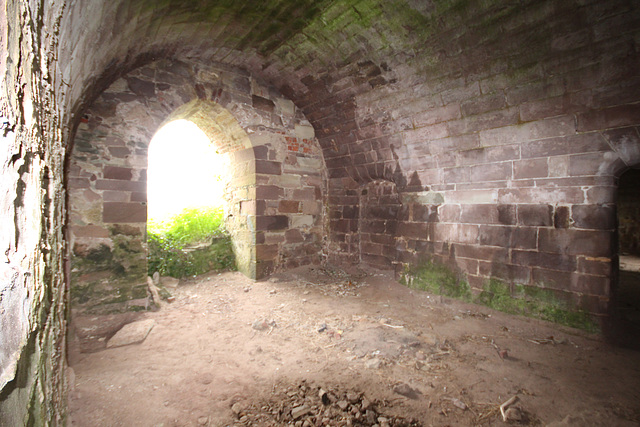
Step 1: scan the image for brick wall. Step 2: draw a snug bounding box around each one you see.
[68,59,325,312]
[284,0,640,316]
[2,0,639,420]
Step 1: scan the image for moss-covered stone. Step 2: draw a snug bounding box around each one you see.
[401,260,472,301]
[478,279,599,332]
[401,260,599,333]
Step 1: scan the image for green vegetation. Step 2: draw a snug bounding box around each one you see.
[401,260,472,301]
[401,260,599,333]
[147,207,235,278]
[477,279,598,332]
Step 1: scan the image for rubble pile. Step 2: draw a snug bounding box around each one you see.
[231,381,422,426]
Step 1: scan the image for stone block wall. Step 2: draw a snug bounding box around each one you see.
[0,1,67,425]
[68,59,325,312]
[359,180,402,269]
[293,0,640,317]
[2,0,639,421]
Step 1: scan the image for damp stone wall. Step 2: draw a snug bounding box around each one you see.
[68,59,325,313]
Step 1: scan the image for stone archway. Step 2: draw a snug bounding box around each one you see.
[67,59,326,314]
[610,167,640,347]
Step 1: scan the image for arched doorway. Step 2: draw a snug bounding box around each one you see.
[66,59,325,319]
[147,119,225,223]
[613,167,640,347]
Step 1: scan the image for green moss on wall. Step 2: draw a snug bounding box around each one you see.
[401,260,599,333]
[401,260,472,301]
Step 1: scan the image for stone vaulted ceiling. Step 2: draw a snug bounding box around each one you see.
[0,0,639,423]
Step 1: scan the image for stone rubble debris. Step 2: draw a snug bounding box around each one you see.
[252,318,277,331]
[229,380,422,426]
[392,383,421,400]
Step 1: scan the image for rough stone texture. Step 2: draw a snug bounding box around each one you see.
[1,0,639,423]
[68,60,325,310]
[359,181,401,269]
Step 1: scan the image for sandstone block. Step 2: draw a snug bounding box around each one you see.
[292,188,316,201]
[256,244,279,260]
[95,179,146,192]
[571,274,609,296]
[538,228,612,257]
[278,200,299,213]
[107,319,155,349]
[255,215,288,231]
[455,243,509,262]
[571,204,615,230]
[290,214,314,228]
[511,250,576,271]
[103,202,146,223]
[255,160,281,175]
[301,201,321,215]
[285,229,304,243]
[576,104,640,132]
[479,115,575,147]
[256,185,284,200]
[478,225,536,249]
[531,268,571,289]
[479,261,530,284]
[252,95,275,113]
[433,223,479,244]
[517,204,553,226]
[514,158,548,179]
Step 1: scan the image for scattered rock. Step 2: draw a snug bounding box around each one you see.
[197,416,208,425]
[318,389,330,405]
[365,358,382,369]
[147,277,162,308]
[152,271,160,285]
[422,333,439,347]
[291,405,311,419]
[106,319,155,349]
[505,407,523,422]
[231,402,244,415]
[393,383,421,400]
[243,286,251,292]
[317,323,327,333]
[230,380,421,426]
[252,319,276,331]
[346,392,360,404]
[361,397,371,411]
[449,398,467,410]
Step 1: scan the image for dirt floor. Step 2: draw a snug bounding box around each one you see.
[68,266,640,426]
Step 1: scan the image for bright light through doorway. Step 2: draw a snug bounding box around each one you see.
[147,120,225,222]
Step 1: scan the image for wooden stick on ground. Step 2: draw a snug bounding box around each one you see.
[499,395,518,422]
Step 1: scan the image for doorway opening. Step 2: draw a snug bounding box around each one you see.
[146,119,234,279]
[613,168,640,347]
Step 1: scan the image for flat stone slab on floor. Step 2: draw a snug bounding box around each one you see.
[107,319,155,349]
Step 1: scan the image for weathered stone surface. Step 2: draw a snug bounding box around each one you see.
[255,215,289,231]
[3,0,640,421]
[103,202,147,223]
